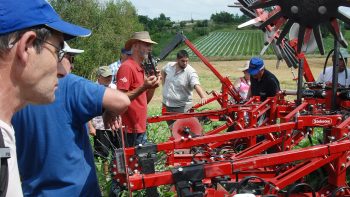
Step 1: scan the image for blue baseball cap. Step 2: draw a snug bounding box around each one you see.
[0,0,91,38]
[248,57,265,75]
[121,48,132,55]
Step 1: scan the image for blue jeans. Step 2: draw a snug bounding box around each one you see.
[126,132,147,147]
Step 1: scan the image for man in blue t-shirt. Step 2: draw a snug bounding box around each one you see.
[12,43,130,197]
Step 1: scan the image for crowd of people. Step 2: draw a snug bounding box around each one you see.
[1,0,349,197]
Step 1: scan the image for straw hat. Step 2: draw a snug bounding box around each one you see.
[124,31,158,50]
[237,61,250,71]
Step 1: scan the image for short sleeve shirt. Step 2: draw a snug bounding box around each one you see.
[117,57,147,133]
[162,62,200,107]
[250,69,280,101]
[317,67,350,87]
[12,74,105,197]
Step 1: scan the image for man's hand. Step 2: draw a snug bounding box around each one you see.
[89,127,96,136]
[143,72,161,89]
[199,97,208,105]
[103,111,122,130]
[88,121,96,136]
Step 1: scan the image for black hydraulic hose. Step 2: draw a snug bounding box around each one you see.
[323,49,334,75]
[332,42,340,111]
[296,58,304,106]
[286,183,316,197]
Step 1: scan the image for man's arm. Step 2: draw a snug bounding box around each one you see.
[120,75,160,101]
[102,88,130,114]
[161,68,167,86]
[87,120,96,136]
[102,88,130,130]
[194,84,207,104]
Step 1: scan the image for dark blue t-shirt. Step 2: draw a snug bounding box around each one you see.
[12,74,105,197]
[250,69,280,101]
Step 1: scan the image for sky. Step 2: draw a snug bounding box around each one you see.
[127,0,240,21]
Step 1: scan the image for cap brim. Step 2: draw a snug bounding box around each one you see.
[46,20,91,40]
[238,67,249,71]
[65,48,84,54]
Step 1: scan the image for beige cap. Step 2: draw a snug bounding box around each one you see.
[124,31,157,50]
[97,66,112,77]
[237,61,250,71]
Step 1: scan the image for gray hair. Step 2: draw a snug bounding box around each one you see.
[0,26,53,55]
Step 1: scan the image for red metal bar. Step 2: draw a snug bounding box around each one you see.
[183,37,241,102]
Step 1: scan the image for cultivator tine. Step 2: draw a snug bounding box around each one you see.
[296,25,306,54]
[313,26,325,55]
[238,17,261,28]
[259,11,282,30]
[93,151,108,160]
[237,0,250,7]
[103,132,117,150]
[284,42,299,67]
[249,0,278,9]
[276,20,294,45]
[240,7,256,19]
[326,19,348,48]
[337,10,350,28]
[281,47,296,68]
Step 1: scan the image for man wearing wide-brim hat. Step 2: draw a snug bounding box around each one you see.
[117,31,161,147]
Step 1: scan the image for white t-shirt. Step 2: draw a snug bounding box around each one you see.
[162,62,200,109]
[0,120,23,197]
[317,67,350,87]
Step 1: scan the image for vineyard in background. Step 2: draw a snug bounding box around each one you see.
[163,30,350,61]
[187,30,273,57]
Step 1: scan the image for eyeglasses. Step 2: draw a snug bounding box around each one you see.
[37,39,65,62]
[64,54,75,64]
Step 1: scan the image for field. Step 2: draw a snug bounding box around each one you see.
[162,30,350,61]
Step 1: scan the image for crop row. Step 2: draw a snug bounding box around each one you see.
[186,30,274,58]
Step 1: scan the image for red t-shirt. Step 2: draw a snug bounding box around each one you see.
[117,57,147,133]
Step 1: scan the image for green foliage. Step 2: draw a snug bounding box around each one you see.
[138,13,174,34]
[195,20,209,28]
[192,27,209,36]
[50,0,143,79]
[211,11,235,24]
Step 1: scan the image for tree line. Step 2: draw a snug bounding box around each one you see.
[50,0,143,79]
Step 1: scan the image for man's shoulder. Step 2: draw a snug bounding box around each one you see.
[185,64,196,72]
[59,74,90,87]
[164,62,176,69]
[119,59,138,71]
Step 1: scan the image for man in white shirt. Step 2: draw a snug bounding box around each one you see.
[161,50,207,126]
[317,48,350,87]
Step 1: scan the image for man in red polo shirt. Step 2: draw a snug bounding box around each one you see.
[117,31,160,147]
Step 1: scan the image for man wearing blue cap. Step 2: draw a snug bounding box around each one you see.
[109,48,132,84]
[0,0,90,196]
[247,57,280,101]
